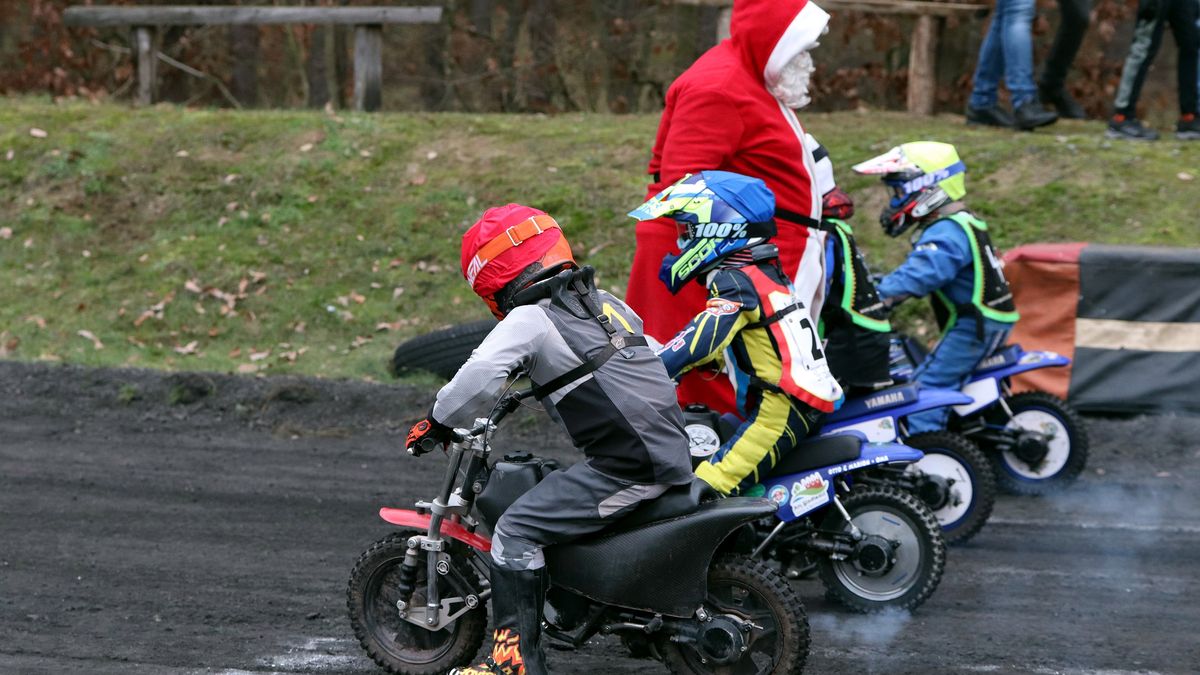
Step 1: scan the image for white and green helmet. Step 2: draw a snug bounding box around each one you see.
[851,141,966,237]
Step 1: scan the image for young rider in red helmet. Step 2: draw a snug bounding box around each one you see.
[406,203,693,675]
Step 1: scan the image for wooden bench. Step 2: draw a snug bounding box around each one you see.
[676,0,988,115]
[63,5,443,111]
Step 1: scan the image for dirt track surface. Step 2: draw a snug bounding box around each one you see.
[3,360,1200,675]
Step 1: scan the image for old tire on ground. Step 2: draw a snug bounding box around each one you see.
[347,530,487,675]
[390,320,494,379]
[817,485,946,613]
[904,431,997,545]
[993,391,1089,496]
[662,554,809,675]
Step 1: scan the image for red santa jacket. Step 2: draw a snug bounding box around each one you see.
[628,0,830,414]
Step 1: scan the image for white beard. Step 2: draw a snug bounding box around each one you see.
[769,51,815,110]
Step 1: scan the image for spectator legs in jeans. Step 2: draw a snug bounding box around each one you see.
[968,0,1056,129]
[969,0,1038,110]
[1039,0,1091,117]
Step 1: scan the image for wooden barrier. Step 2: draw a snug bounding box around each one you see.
[63,5,443,111]
[675,0,988,115]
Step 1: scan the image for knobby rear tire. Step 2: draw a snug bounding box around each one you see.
[817,486,946,613]
[993,391,1089,496]
[347,530,487,675]
[663,554,809,675]
[904,431,997,545]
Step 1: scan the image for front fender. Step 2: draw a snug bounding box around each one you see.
[378,508,492,552]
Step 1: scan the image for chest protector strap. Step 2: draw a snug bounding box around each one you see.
[528,268,646,401]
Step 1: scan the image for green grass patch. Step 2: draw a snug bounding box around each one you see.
[1,99,1196,379]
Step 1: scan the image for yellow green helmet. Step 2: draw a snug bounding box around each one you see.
[851,141,966,237]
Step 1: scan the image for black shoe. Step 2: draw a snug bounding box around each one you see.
[1039,85,1087,119]
[1013,101,1058,130]
[965,104,1015,128]
[1106,116,1159,141]
[1177,116,1200,140]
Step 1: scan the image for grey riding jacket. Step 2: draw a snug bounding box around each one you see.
[432,271,693,486]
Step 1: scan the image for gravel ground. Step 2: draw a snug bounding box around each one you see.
[2,360,1199,674]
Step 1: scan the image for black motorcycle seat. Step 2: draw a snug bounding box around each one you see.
[763,434,862,479]
[610,478,719,532]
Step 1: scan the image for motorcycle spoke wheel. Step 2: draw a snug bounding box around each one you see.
[904,431,996,545]
[995,391,1089,495]
[347,531,486,675]
[663,555,808,675]
[817,486,946,613]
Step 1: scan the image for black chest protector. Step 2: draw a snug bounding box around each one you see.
[930,212,1020,336]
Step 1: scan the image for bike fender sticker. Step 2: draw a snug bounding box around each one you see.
[953,378,1000,416]
[822,417,897,443]
[826,454,892,476]
[789,472,831,516]
[768,484,789,507]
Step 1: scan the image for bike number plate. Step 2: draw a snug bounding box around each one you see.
[954,378,1000,416]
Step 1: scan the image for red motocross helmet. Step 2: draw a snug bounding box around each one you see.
[821,187,855,220]
[461,204,576,319]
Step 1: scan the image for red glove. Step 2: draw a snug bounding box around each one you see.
[406,415,453,456]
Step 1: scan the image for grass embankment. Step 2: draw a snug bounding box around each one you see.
[1,99,1197,380]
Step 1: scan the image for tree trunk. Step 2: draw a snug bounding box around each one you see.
[525,0,569,112]
[229,23,259,107]
[306,25,330,108]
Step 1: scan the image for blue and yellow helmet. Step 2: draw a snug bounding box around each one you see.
[628,171,777,294]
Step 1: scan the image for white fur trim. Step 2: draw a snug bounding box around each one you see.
[764,2,830,88]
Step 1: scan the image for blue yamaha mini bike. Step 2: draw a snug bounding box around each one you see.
[891,337,1089,495]
[820,385,996,544]
[683,409,947,613]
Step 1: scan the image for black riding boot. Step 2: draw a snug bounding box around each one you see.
[453,566,549,675]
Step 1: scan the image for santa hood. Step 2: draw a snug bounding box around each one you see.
[730,0,830,88]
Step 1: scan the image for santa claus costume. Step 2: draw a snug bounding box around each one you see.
[629,0,832,415]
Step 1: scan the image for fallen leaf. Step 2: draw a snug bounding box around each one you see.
[0,332,17,357]
[409,174,427,186]
[194,302,206,315]
[223,173,239,184]
[126,336,146,348]
[0,227,11,239]
[293,321,306,334]
[392,287,405,299]
[350,335,372,349]
[81,250,91,258]
[300,143,314,152]
[249,350,271,361]
[370,282,382,289]
[29,128,47,138]
[184,279,203,294]
[426,150,438,160]
[1179,172,1195,182]
[228,347,242,358]
[26,315,46,328]
[175,150,189,158]
[4,149,13,161]
[250,270,267,283]
[307,195,319,203]
[207,327,221,338]
[350,291,366,304]
[237,363,259,374]
[174,341,199,355]
[360,149,372,158]
[77,330,104,350]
